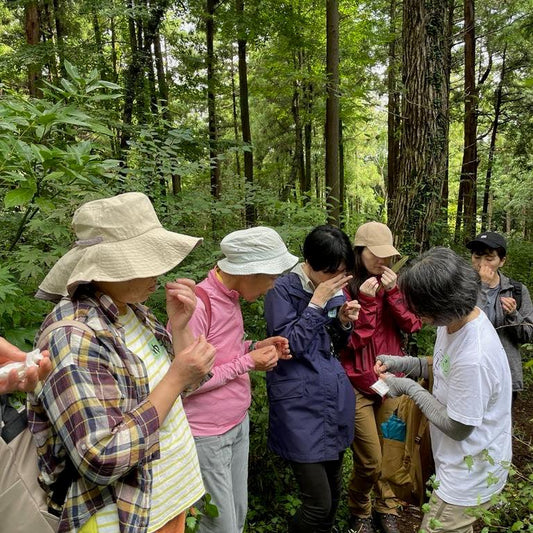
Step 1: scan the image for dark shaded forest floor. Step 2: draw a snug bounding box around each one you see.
[396,380,533,532]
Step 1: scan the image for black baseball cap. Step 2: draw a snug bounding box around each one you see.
[466,231,507,253]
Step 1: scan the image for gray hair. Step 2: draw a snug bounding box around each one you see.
[399,247,480,325]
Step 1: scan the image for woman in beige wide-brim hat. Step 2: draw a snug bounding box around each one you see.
[340,222,422,533]
[28,192,215,533]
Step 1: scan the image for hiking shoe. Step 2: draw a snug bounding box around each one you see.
[347,516,376,533]
[374,512,400,533]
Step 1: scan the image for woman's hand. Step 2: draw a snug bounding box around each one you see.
[359,277,380,297]
[310,272,353,308]
[501,296,517,315]
[166,279,197,331]
[339,300,361,325]
[169,335,216,390]
[380,266,397,291]
[250,345,279,371]
[256,336,292,360]
[0,337,51,394]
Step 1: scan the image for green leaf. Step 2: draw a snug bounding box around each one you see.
[464,455,474,471]
[4,188,34,208]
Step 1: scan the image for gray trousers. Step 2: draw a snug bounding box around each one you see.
[194,414,249,533]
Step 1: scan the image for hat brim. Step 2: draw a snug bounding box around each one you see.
[38,228,202,299]
[367,244,400,258]
[466,238,504,251]
[217,251,299,275]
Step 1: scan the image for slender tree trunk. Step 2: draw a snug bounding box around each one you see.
[25,1,41,97]
[92,9,107,78]
[237,0,255,225]
[206,0,221,198]
[110,15,118,82]
[481,46,506,231]
[154,29,170,119]
[292,74,305,202]
[52,0,65,75]
[339,117,345,226]
[303,77,313,199]
[230,53,242,180]
[386,0,401,220]
[325,0,340,225]
[455,0,478,242]
[389,0,452,252]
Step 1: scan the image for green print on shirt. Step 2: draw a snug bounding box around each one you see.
[151,341,162,356]
[441,353,451,376]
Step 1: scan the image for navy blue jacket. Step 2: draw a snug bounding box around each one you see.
[264,272,356,462]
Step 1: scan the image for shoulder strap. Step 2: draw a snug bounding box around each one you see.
[509,279,523,310]
[195,286,212,334]
[36,319,95,350]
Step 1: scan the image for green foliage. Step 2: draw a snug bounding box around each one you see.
[0,67,122,343]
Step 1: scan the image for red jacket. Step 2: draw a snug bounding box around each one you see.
[340,285,422,396]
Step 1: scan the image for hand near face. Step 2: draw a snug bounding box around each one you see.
[310,272,353,308]
[501,296,517,315]
[166,279,197,330]
[477,264,499,286]
[380,266,397,291]
[339,299,361,325]
[359,277,380,297]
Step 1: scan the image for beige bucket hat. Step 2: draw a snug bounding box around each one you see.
[36,192,202,301]
[353,221,399,258]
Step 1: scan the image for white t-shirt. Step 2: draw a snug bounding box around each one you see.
[431,309,512,506]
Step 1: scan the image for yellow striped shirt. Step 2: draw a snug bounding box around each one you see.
[80,307,204,532]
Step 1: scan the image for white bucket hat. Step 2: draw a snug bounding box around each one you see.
[36,192,202,301]
[217,227,298,275]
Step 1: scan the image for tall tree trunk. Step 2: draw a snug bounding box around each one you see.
[339,117,345,226]
[455,0,478,242]
[206,0,221,198]
[386,0,401,220]
[154,29,170,120]
[92,9,107,79]
[292,74,305,202]
[389,0,452,252]
[25,1,41,97]
[481,46,506,232]
[110,15,118,82]
[237,0,255,225]
[230,53,242,180]
[52,0,65,75]
[325,0,340,226]
[303,77,313,200]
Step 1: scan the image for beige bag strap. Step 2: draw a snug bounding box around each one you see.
[36,319,95,350]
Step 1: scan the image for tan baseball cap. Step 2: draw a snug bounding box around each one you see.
[353,222,400,258]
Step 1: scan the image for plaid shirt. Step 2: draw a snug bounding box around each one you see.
[28,292,175,533]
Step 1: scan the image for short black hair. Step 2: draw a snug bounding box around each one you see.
[303,225,355,273]
[399,247,480,325]
[468,243,506,260]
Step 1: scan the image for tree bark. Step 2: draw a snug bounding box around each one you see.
[481,46,506,232]
[455,0,478,242]
[325,0,340,226]
[237,0,255,225]
[386,0,401,220]
[389,0,452,252]
[25,1,41,98]
[206,0,221,198]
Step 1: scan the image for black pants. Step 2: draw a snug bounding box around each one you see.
[288,453,345,533]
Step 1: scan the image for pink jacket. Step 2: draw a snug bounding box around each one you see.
[182,269,254,436]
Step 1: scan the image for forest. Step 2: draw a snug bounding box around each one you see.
[1,0,532,531]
